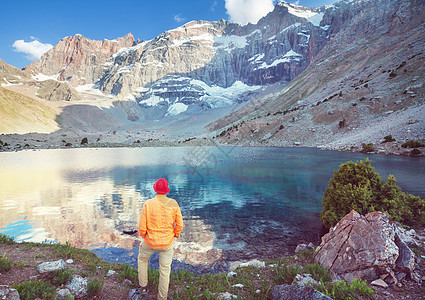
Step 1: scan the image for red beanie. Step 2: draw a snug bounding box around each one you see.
[153,178,170,194]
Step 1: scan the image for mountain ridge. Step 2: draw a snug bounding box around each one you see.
[0,0,424,153]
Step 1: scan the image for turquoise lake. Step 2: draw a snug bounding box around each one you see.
[1,147,424,271]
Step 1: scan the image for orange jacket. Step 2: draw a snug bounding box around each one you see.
[138,194,183,249]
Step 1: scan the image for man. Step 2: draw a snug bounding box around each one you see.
[138,178,183,300]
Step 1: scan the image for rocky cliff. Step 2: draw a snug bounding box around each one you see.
[24,33,135,86]
[209,0,425,151]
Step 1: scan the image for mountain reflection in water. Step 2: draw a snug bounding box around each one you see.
[1,147,424,271]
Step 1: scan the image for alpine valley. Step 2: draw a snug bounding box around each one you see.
[1,0,424,154]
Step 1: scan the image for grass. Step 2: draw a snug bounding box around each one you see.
[47,267,73,286]
[314,278,375,300]
[13,279,56,300]
[87,278,104,298]
[0,252,14,271]
[0,233,380,300]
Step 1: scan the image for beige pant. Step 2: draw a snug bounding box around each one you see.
[138,241,174,300]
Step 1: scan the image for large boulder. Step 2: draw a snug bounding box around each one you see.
[314,210,416,282]
[37,259,67,273]
[271,285,332,300]
[66,275,88,297]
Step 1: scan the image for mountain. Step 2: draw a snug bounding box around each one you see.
[0,59,31,85]
[24,33,135,86]
[209,0,425,150]
[1,0,424,150]
[0,87,59,134]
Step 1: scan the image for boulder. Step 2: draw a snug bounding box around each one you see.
[314,210,416,282]
[37,259,66,273]
[271,285,332,300]
[0,286,20,300]
[66,275,88,297]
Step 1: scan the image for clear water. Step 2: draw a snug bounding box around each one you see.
[1,147,424,270]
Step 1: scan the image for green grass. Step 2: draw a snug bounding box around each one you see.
[118,263,138,284]
[0,252,14,271]
[314,278,375,300]
[47,267,73,286]
[13,279,56,300]
[274,264,302,285]
[0,233,15,245]
[303,263,332,282]
[87,278,104,298]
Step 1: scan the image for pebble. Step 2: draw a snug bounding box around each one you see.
[66,259,74,264]
[232,284,244,288]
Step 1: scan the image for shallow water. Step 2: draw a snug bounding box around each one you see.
[0,147,424,271]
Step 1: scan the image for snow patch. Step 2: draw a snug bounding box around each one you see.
[255,50,302,70]
[191,79,261,108]
[139,94,166,107]
[166,102,188,116]
[282,3,324,26]
[32,73,60,81]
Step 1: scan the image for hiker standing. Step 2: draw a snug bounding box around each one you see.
[138,178,183,300]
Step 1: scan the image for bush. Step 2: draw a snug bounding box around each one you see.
[411,148,421,156]
[382,135,396,143]
[360,143,374,153]
[402,140,425,148]
[13,280,56,300]
[320,159,425,228]
[0,253,13,272]
[81,137,88,145]
[0,233,14,245]
[87,278,104,298]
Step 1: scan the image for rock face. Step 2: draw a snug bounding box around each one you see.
[0,59,30,85]
[314,210,416,282]
[36,80,82,101]
[271,284,332,300]
[25,33,135,86]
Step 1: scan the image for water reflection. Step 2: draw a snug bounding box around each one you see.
[0,147,424,270]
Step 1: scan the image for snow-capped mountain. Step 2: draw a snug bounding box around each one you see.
[24,2,332,119]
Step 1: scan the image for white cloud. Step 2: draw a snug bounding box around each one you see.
[225,0,275,25]
[210,1,218,12]
[12,38,53,61]
[174,14,186,23]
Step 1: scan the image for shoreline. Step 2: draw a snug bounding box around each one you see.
[1,131,424,157]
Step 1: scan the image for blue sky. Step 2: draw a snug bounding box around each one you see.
[0,0,336,69]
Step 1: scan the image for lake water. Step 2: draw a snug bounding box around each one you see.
[1,147,424,272]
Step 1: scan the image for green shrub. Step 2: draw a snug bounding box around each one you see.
[87,278,104,298]
[0,233,15,245]
[314,278,374,300]
[402,140,425,148]
[0,253,13,272]
[360,143,374,153]
[118,263,138,284]
[321,159,425,228]
[411,148,421,156]
[47,267,73,286]
[303,263,331,282]
[382,135,396,143]
[13,279,56,300]
[274,264,301,285]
